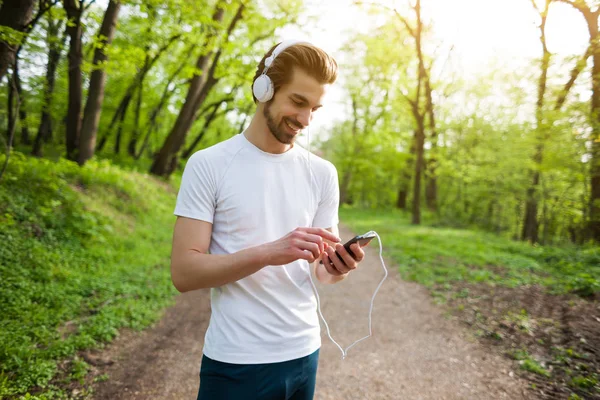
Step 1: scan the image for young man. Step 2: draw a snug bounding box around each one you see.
[170,41,367,400]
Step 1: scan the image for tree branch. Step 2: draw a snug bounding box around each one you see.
[554,0,596,18]
[26,0,60,34]
[394,8,416,38]
[555,43,593,110]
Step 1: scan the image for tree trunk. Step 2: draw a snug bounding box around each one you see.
[394,0,426,223]
[522,0,551,243]
[340,95,360,205]
[63,0,84,161]
[424,65,437,212]
[97,92,130,152]
[396,166,411,209]
[135,63,187,160]
[33,17,66,157]
[9,58,31,146]
[0,0,36,82]
[96,33,181,154]
[0,73,20,182]
[150,4,231,176]
[559,1,600,241]
[397,131,416,210]
[113,95,132,154]
[78,0,121,166]
[522,169,542,242]
[6,73,16,145]
[127,80,143,156]
[182,103,227,159]
[589,19,600,242]
[7,50,31,145]
[411,0,425,225]
[412,116,426,225]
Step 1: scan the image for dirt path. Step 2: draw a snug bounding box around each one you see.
[91,225,530,399]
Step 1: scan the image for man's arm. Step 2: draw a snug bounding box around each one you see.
[170,217,267,292]
[314,225,365,285]
[170,217,341,292]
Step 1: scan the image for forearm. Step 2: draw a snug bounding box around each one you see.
[171,245,268,292]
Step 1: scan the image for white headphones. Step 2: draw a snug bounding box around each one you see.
[252,39,311,103]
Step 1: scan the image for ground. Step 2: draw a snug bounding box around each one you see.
[87,225,531,399]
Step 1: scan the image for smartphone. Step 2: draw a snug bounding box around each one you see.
[338,231,377,259]
[319,231,377,264]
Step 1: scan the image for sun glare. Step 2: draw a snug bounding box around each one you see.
[278,0,591,132]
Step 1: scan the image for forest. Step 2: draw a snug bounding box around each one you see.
[1,0,599,398]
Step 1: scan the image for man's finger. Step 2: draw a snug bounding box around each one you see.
[327,245,352,274]
[299,233,326,254]
[298,241,321,260]
[303,227,340,243]
[350,243,365,262]
[322,253,343,276]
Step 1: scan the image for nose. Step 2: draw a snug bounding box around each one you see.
[297,109,312,128]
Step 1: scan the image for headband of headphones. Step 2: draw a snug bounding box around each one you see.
[261,39,310,74]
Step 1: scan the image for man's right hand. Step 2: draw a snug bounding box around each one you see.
[262,227,341,266]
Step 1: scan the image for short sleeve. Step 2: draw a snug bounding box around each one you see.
[312,162,340,229]
[173,152,216,223]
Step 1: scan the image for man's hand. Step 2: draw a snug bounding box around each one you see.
[320,242,366,276]
[262,227,341,266]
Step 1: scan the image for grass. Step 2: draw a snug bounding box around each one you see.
[0,151,179,399]
[339,207,600,296]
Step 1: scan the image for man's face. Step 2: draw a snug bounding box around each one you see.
[263,67,329,145]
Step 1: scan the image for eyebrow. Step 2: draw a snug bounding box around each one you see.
[290,94,322,109]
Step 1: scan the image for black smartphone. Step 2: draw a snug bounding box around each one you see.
[319,231,377,264]
[338,231,377,259]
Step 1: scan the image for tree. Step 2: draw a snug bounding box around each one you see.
[554,0,600,241]
[150,2,231,176]
[77,0,121,166]
[63,0,85,160]
[522,0,552,243]
[0,0,36,82]
[33,9,67,157]
[393,0,432,224]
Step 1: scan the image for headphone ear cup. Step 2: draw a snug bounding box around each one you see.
[253,74,274,103]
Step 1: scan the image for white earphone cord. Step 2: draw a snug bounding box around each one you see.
[305,127,389,360]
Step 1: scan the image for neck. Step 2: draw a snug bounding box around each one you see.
[244,106,292,154]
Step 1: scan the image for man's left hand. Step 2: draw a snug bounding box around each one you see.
[321,242,365,276]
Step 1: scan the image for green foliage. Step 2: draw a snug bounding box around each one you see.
[0,25,27,47]
[0,151,178,397]
[339,208,600,296]
[323,14,591,244]
[507,350,549,376]
[569,375,598,390]
[521,358,551,377]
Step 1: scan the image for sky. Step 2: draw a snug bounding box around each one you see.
[276,0,591,135]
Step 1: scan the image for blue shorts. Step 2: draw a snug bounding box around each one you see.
[197,349,320,400]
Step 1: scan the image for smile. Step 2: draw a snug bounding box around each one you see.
[285,119,302,133]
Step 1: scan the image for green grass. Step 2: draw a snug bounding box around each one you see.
[339,207,600,296]
[0,151,179,398]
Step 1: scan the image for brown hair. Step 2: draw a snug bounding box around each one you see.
[252,42,338,103]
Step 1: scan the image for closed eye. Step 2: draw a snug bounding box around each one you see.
[290,95,322,112]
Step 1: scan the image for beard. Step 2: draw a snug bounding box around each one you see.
[264,102,302,145]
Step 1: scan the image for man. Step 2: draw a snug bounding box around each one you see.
[170,40,368,400]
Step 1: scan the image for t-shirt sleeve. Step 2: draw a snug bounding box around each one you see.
[312,162,340,229]
[173,152,216,223]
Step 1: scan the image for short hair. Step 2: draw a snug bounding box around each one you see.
[251,42,338,103]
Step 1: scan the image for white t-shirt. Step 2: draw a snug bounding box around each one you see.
[173,132,340,364]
